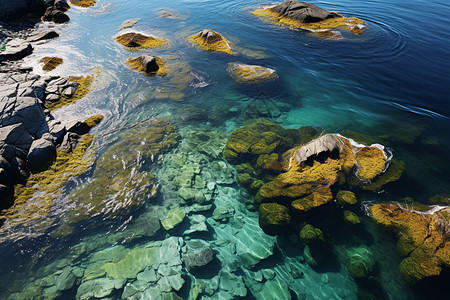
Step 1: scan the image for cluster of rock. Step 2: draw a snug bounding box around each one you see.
[0,24,99,210]
[252,0,365,38]
[370,202,449,283]
[223,120,405,278]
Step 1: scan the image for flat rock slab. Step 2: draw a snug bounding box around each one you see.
[26,30,59,42]
[0,40,32,61]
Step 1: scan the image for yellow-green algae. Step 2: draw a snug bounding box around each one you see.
[84,115,104,128]
[52,118,179,237]
[227,62,278,83]
[299,224,325,244]
[46,75,94,111]
[1,134,95,225]
[336,190,357,206]
[115,32,167,50]
[252,6,364,35]
[70,0,96,7]
[370,203,450,283]
[127,56,167,76]
[189,30,234,54]
[40,56,63,71]
[343,210,360,224]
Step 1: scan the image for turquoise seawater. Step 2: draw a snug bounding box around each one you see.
[1,0,449,299]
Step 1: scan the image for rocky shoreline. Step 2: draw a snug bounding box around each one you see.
[0,0,99,209]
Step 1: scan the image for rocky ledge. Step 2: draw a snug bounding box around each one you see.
[252,0,365,37]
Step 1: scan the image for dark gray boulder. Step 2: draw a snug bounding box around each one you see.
[0,96,48,138]
[65,120,90,135]
[0,124,33,186]
[0,184,14,210]
[27,137,56,173]
[26,30,59,42]
[60,132,81,152]
[271,0,339,23]
[42,7,70,23]
[48,120,66,145]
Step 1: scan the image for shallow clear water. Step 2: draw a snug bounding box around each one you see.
[1,0,449,299]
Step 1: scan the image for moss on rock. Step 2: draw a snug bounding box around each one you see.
[299,224,324,244]
[2,134,94,225]
[40,56,63,71]
[343,210,360,224]
[127,55,167,76]
[115,32,167,50]
[227,62,278,83]
[47,75,94,111]
[336,190,357,206]
[259,202,291,236]
[370,203,449,284]
[252,3,364,37]
[189,29,233,54]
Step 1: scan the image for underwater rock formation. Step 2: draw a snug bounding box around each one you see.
[224,121,403,237]
[227,62,278,83]
[127,55,166,76]
[345,246,376,279]
[370,203,450,283]
[115,32,167,49]
[189,29,233,54]
[52,118,179,236]
[252,0,365,37]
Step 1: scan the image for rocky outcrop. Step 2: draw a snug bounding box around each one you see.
[252,0,365,37]
[370,203,449,284]
[189,29,233,54]
[0,0,47,20]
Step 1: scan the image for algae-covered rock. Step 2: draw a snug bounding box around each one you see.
[343,210,360,224]
[259,202,291,235]
[223,119,303,162]
[161,207,186,231]
[227,62,278,83]
[40,56,63,71]
[252,0,365,37]
[336,190,357,206]
[52,119,178,236]
[115,32,167,49]
[354,146,387,181]
[355,159,405,191]
[189,29,233,54]
[345,246,375,279]
[70,0,96,7]
[429,194,450,206]
[127,55,167,76]
[299,224,324,244]
[370,203,449,283]
[46,75,94,111]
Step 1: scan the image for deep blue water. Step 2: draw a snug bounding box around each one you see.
[1,0,449,299]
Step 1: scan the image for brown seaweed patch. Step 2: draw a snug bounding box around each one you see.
[40,56,63,71]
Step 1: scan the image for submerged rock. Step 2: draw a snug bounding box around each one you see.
[227,62,278,83]
[259,202,291,236]
[189,29,233,54]
[161,207,186,231]
[299,224,324,244]
[336,190,357,206]
[345,246,376,279]
[115,32,167,49]
[119,18,140,30]
[76,278,126,300]
[252,0,365,36]
[183,239,214,270]
[370,203,450,283]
